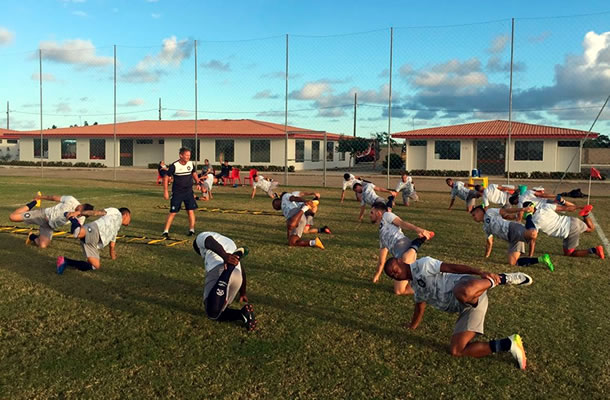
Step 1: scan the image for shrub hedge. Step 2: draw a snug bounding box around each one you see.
[0,160,107,168]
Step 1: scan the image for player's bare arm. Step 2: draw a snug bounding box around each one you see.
[408,302,426,330]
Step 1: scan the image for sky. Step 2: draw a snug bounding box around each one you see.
[0,0,609,136]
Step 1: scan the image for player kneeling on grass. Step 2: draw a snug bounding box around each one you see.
[193,232,256,331]
[251,174,279,199]
[56,207,131,274]
[384,255,531,369]
[353,182,397,222]
[197,173,216,201]
[369,202,434,295]
[341,173,363,203]
[470,206,554,270]
[446,178,480,212]
[395,172,419,206]
[9,193,94,249]
[272,191,328,249]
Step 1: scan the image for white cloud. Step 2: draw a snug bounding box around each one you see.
[31,73,57,82]
[56,103,72,113]
[201,59,230,71]
[121,98,145,107]
[488,35,509,54]
[172,110,193,118]
[121,36,192,83]
[528,31,551,44]
[253,90,279,99]
[38,39,113,67]
[72,11,88,17]
[151,13,161,19]
[0,27,15,46]
[289,81,332,100]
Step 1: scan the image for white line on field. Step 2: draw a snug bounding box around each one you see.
[590,212,610,258]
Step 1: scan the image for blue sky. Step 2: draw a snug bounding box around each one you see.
[1,0,609,136]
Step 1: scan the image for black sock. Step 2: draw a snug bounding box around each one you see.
[26,200,37,210]
[525,215,536,230]
[409,236,427,252]
[516,257,539,266]
[69,218,81,234]
[64,257,95,271]
[589,248,596,254]
[498,273,507,285]
[489,337,512,353]
[216,307,243,322]
[386,196,395,209]
[28,233,38,242]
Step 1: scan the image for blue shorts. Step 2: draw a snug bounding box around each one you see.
[170,191,198,213]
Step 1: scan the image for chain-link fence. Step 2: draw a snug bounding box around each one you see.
[0,13,609,188]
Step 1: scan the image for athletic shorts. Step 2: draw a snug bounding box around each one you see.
[203,263,242,311]
[305,215,314,227]
[563,217,588,249]
[401,190,419,205]
[170,191,198,213]
[392,237,413,258]
[290,214,308,238]
[452,277,488,335]
[80,223,102,260]
[466,190,478,208]
[507,222,526,254]
[22,209,54,239]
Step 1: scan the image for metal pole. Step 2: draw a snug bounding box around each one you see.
[6,101,8,130]
[113,45,117,181]
[284,34,289,185]
[194,39,198,166]
[159,97,162,120]
[507,18,515,185]
[323,131,327,187]
[353,93,357,137]
[386,27,393,187]
[39,49,43,177]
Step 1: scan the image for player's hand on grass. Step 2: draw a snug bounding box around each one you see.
[480,271,500,285]
[406,322,418,330]
[373,273,382,283]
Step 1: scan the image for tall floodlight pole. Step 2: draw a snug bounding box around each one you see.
[113,45,117,181]
[386,27,394,187]
[6,101,9,130]
[284,34,289,185]
[159,98,162,120]
[39,49,43,177]
[353,93,357,137]
[194,39,198,166]
[507,18,515,185]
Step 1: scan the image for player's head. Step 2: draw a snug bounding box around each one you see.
[384,257,411,281]
[271,198,281,210]
[474,184,484,193]
[522,201,535,213]
[401,171,408,182]
[343,173,351,181]
[192,239,201,255]
[370,202,388,224]
[445,178,454,187]
[204,158,209,164]
[470,205,485,222]
[223,160,229,165]
[509,192,520,205]
[253,174,259,182]
[179,147,191,162]
[119,207,131,226]
[353,182,363,193]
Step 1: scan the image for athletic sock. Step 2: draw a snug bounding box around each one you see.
[26,200,37,210]
[69,218,81,235]
[486,277,496,288]
[516,257,539,266]
[64,257,95,271]
[28,233,38,242]
[301,205,310,213]
[525,215,536,230]
[498,273,508,285]
[489,337,512,353]
[589,248,596,254]
[309,239,316,247]
[409,236,427,252]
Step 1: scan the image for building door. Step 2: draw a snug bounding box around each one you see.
[477,140,505,176]
[120,139,133,166]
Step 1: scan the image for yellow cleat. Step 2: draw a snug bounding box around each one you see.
[35,191,42,208]
[314,237,325,250]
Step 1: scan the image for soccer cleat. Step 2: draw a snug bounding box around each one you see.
[509,334,527,370]
[503,272,533,286]
[56,256,67,275]
[35,191,42,208]
[428,231,435,239]
[595,245,605,260]
[314,237,325,250]
[579,205,593,217]
[320,226,332,234]
[233,246,250,260]
[25,233,38,246]
[162,232,170,239]
[240,303,257,332]
[187,230,195,237]
[539,253,555,272]
[555,194,566,206]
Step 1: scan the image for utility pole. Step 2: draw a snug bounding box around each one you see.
[353,93,357,137]
[6,101,8,130]
[158,98,162,120]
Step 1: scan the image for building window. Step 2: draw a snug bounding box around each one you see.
[515,140,543,161]
[311,141,320,162]
[34,138,48,159]
[0,140,3,143]
[181,139,201,161]
[61,139,77,159]
[295,140,304,162]
[158,139,164,144]
[326,141,334,162]
[409,140,427,146]
[250,139,270,163]
[434,140,460,160]
[339,151,346,161]
[215,139,234,162]
[558,140,580,147]
[136,139,153,144]
[90,139,106,160]
[7,139,18,144]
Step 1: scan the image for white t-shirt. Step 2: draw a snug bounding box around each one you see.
[281,191,302,218]
[395,177,414,193]
[379,211,406,253]
[483,184,508,207]
[531,203,571,239]
[342,174,356,191]
[483,208,510,241]
[410,256,467,313]
[450,181,470,201]
[361,183,382,206]
[44,195,84,229]
[92,208,123,248]
[254,175,272,192]
[204,173,214,189]
[195,232,242,273]
[518,190,540,208]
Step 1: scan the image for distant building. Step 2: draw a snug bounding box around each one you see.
[0,129,20,161]
[393,120,597,175]
[14,119,350,170]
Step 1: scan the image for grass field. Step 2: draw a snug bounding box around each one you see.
[0,175,609,399]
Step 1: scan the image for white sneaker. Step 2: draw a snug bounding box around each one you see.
[509,334,527,370]
[503,272,533,286]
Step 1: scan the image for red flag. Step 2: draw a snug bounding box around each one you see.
[591,167,602,180]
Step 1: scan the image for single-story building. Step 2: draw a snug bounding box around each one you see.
[14,119,350,170]
[393,120,598,175]
[0,129,20,161]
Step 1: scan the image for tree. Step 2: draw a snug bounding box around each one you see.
[93,121,98,125]
[84,121,89,126]
[52,125,57,129]
[583,134,610,148]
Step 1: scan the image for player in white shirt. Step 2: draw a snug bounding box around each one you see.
[353,182,397,222]
[473,183,514,209]
[9,193,94,249]
[470,206,554,270]
[340,173,363,203]
[272,191,326,249]
[383,255,532,369]
[56,207,131,273]
[446,178,480,212]
[250,174,279,199]
[192,232,256,331]
[369,203,434,295]
[197,172,217,201]
[395,172,419,206]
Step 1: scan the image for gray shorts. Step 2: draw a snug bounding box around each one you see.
[466,190,478,208]
[563,217,588,249]
[286,206,302,220]
[507,222,526,254]
[452,277,488,335]
[203,263,242,313]
[392,237,413,258]
[401,190,419,205]
[22,209,54,240]
[80,224,101,260]
[289,214,308,238]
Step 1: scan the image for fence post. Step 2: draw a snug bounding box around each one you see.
[323,131,327,187]
[194,39,198,167]
[507,18,515,185]
[284,34,289,186]
[386,27,393,187]
[39,49,43,178]
[113,45,117,181]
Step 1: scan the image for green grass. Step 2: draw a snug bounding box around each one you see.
[0,176,609,399]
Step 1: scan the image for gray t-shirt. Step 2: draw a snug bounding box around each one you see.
[379,211,406,254]
[395,177,414,193]
[44,195,84,229]
[450,181,469,201]
[483,208,510,241]
[281,191,302,218]
[92,208,123,248]
[361,183,382,206]
[410,256,468,313]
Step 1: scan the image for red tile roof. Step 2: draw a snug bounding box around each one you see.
[14,119,344,140]
[0,128,19,139]
[393,120,598,139]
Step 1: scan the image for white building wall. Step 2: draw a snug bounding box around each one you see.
[425,139,474,171]
[133,142,164,167]
[556,143,580,173]
[406,142,427,170]
[507,139,568,173]
[0,139,20,160]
